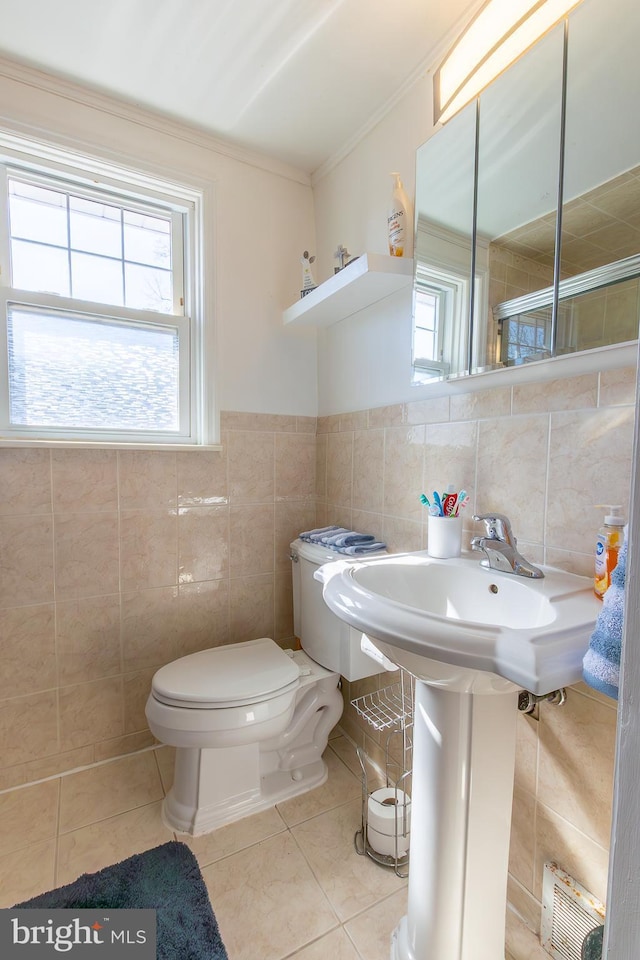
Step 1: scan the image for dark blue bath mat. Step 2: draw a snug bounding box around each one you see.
[14,841,228,960]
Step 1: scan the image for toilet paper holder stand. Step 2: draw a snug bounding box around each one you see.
[351,670,414,878]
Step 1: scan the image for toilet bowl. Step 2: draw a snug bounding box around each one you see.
[146,539,386,835]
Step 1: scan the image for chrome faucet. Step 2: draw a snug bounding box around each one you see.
[471,513,544,579]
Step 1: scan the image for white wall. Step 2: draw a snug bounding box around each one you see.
[0,59,318,418]
[313,74,436,415]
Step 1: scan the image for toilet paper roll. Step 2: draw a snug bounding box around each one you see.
[367,788,411,837]
[367,824,410,858]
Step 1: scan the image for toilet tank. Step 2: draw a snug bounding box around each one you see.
[290,538,384,682]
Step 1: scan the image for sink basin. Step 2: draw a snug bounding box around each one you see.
[317,551,601,694]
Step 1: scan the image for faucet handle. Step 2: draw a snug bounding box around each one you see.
[472,513,515,544]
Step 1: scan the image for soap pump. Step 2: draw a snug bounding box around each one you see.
[594,505,624,599]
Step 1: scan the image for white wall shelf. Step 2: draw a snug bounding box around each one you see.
[283,252,414,328]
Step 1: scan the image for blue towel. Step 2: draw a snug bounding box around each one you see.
[321,530,376,547]
[298,526,386,555]
[299,525,342,542]
[583,531,627,700]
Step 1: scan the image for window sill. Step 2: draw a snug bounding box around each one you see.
[0,439,223,451]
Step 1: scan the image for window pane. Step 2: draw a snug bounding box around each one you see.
[8,181,68,246]
[124,211,171,268]
[11,239,70,295]
[70,196,122,258]
[414,327,436,360]
[125,262,172,313]
[8,307,179,431]
[71,252,124,306]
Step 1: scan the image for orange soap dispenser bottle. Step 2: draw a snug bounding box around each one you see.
[594,505,624,599]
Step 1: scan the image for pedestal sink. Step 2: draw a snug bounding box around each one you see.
[316,551,600,960]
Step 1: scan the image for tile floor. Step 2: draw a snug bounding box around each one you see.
[0,731,411,960]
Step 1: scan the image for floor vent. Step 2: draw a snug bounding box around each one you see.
[541,862,605,960]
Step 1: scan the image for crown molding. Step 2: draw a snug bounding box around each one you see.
[0,54,311,187]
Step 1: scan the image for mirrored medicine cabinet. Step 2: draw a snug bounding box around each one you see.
[412,0,640,384]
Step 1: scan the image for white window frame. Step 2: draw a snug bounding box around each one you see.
[0,135,211,447]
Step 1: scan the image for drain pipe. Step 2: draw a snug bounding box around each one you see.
[518,688,567,714]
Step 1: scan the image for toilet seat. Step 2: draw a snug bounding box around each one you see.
[151,637,301,709]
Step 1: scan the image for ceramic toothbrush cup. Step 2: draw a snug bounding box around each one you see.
[427,515,463,559]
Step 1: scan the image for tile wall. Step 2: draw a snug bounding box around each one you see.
[0,411,317,791]
[317,364,636,959]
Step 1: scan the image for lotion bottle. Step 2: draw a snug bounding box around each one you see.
[594,505,624,599]
[388,173,413,257]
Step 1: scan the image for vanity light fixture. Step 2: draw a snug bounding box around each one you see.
[434,0,583,124]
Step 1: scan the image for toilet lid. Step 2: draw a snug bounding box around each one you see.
[151,637,301,708]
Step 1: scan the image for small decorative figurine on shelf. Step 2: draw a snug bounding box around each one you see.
[300,251,317,298]
[333,243,357,273]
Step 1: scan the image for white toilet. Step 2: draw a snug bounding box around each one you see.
[145,538,385,835]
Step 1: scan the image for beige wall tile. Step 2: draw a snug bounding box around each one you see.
[229,574,274,644]
[120,509,178,590]
[296,416,317,434]
[353,428,384,513]
[274,570,294,642]
[275,433,315,500]
[0,604,56,699]
[351,509,384,545]
[382,515,422,554]
[339,410,368,432]
[59,676,124,752]
[0,690,58,766]
[450,385,511,421]
[509,785,536,891]
[54,513,120,600]
[537,690,616,848]
[51,449,118,512]
[326,432,353,507]
[118,450,177,509]
[121,586,179,672]
[512,374,598,415]
[177,448,228,506]
[316,433,327,499]
[599,366,637,407]
[406,395,450,425]
[227,431,275,503]
[533,803,610,905]
[424,420,477,509]
[0,516,54,608]
[0,779,59,857]
[59,751,163,833]
[222,412,296,433]
[506,876,542,936]
[177,579,230,656]
[178,504,229,583]
[368,403,405,429]
[477,415,548,542]
[56,595,121,686]
[383,425,425,521]
[505,907,548,960]
[23,747,95,784]
[229,503,275,577]
[94,731,156,762]
[0,449,51,516]
[547,407,634,554]
[275,501,316,569]
[123,668,156,734]
[514,712,539,797]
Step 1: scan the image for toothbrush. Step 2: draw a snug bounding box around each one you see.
[432,491,443,516]
[419,494,431,507]
[455,494,470,515]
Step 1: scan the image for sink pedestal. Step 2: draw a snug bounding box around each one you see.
[391,681,518,960]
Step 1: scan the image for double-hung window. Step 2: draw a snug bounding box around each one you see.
[0,157,202,444]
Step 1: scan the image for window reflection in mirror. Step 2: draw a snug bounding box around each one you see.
[557,0,640,351]
[473,25,564,371]
[412,103,476,383]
